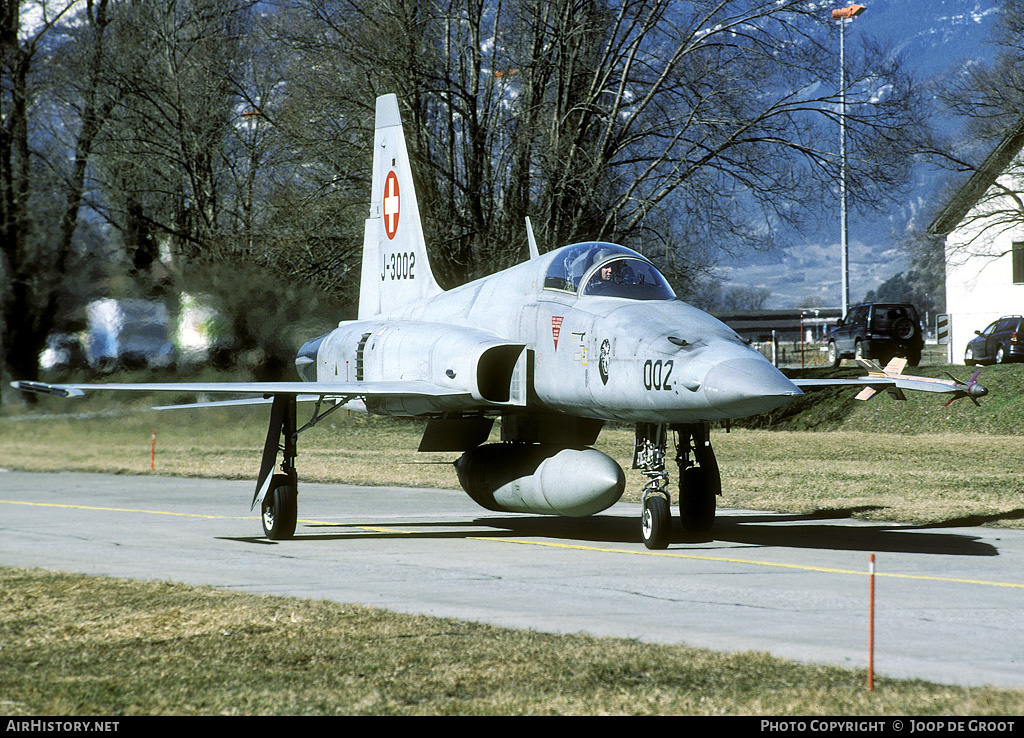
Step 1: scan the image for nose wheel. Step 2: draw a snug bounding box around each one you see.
[634,422,721,549]
[641,494,670,549]
[635,423,672,549]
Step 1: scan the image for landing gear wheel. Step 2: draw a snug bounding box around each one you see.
[673,423,720,535]
[679,465,718,533]
[262,475,297,540]
[641,495,671,550]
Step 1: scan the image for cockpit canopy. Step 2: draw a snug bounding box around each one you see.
[543,242,676,301]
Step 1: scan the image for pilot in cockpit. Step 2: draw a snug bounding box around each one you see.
[589,259,638,287]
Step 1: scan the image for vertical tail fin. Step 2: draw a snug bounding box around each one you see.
[358,94,443,319]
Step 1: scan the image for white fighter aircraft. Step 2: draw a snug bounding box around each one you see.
[13,94,988,549]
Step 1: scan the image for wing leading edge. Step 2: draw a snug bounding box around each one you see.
[10,379,471,405]
[791,358,989,404]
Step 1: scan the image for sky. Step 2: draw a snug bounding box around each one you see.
[717,0,1000,310]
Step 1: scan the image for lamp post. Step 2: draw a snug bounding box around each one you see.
[832,4,866,318]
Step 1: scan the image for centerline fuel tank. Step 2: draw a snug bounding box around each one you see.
[455,443,625,517]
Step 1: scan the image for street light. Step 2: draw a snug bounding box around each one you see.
[832,4,866,20]
[832,3,866,318]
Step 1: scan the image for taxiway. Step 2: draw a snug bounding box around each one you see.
[2,471,1021,689]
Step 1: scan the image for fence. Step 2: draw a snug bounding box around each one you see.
[751,340,832,368]
[750,339,947,368]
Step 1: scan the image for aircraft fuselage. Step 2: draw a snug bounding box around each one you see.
[300,242,803,424]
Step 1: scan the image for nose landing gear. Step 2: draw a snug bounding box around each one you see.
[634,422,721,549]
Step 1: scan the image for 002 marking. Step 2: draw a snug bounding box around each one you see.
[643,359,673,391]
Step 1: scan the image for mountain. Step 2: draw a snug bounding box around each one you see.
[719,0,1000,310]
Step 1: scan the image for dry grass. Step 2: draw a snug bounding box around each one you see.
[711,430,1024,528]
[1,401,1021,529]
[2,567,1020,716]
[3,400,1023,714]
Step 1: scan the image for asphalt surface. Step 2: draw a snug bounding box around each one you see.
[2,470,1022,690]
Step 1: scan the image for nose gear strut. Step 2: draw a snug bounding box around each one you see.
[633,422,721,549]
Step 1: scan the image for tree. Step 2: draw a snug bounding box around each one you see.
[863,268,943,318]
[91,0,250,267]
[237,3,370,301]
[265,0,928,288]
[720,286,773,312]
[2,0,123,392]
[924,2,1024,257]
[2,0,931,388]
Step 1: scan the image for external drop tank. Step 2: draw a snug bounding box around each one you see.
[455,444,626,517]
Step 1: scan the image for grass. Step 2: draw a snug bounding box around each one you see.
[3,365,1023,714]
[762,362,1024,435]
[2,567,1021,716]
[2,375,1023,528]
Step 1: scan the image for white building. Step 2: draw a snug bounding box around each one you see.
[930,115,1024,365]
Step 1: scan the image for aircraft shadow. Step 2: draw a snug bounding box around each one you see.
[709,512,997,557]
[222,505,1001,557]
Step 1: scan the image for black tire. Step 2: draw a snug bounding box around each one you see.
[262,475,298,540]
[965,347,976,366]
[906,349,922,367]
[827,341,840,367]
[996,345,1007,364]
[893,317,917,341]
[680,465,719,533]
[854,341,865,361]
[641,496,670,550]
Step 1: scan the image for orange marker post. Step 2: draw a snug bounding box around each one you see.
[868,553,876,691]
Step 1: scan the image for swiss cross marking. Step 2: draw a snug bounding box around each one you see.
[384,171,400,240]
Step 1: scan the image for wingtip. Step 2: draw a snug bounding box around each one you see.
[11,380,84,398]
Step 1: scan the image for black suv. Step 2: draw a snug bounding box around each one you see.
[826,303,923,367]
[965,315,1023,365]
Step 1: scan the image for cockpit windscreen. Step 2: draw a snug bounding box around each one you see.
[543,242,675,300]
[581,258,675,300]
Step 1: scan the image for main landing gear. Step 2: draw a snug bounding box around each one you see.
[254,393,347,540]
[633,422,721,550]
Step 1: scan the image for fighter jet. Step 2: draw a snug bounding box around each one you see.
[12,94,987,549]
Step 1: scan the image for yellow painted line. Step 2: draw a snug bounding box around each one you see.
[7,500,1023,590]
[467,536,1024,589]
[311,517,1024,593]
[1,499,247,521]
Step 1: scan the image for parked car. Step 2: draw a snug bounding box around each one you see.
[39,332,87,371]
[826,303,924,367]
[85,298,177,371]
[964,315,1024,365]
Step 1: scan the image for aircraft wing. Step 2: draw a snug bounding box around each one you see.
[10,379,470,405]
[789,358,987,404]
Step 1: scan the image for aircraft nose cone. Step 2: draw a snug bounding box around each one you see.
[702,357,803,417]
